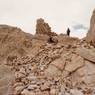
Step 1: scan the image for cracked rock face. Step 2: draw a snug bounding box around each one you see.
[86,10,95,46]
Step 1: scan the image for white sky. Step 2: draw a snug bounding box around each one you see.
[0,0,95,38]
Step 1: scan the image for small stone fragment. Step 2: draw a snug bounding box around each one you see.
[50,88,57,95]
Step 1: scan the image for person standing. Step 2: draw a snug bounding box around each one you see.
[66,28,70,36]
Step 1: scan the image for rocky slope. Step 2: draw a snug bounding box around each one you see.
[0,25,33,62]
[0,11,95,95]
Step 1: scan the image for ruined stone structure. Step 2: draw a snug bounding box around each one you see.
[36,18,57,36]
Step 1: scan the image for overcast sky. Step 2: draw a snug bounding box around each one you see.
[0,0,95,38]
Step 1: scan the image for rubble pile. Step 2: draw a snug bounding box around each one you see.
[5,40,95,95]
[0,11,95,95]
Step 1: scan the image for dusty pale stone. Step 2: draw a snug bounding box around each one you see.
[65,55,84,72]
[27,84,38,90]
[42,91,50,95]
[62,70,70,78]
[19,67,26,74]
[65,92,70,95]
[14,86,24,94]
[15,72,26,79]
[51,57,65,71]
[84,60,95,75]
[75,66,85,77]
[0,65,14,95]
[50,88,57,95]
[86,10,95,45]
[21,89,29,95]
[40,66,44,71]
[27,75,37,81]
[40,84,50,91]
[59,85,65,95]
[70,89,83,95]
[82,74,95,86]
[13,82,24,88]
[45,64,62,77]
[21,89,35,95]
[71,60,95,87]
[77,47,95,63]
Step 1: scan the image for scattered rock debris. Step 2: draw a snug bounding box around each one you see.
[0,10,95,95]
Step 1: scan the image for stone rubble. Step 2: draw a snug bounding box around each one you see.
[4,41,95,95]
[1,10,95,95]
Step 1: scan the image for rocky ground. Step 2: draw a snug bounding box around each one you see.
[0,11,95,95]
[6,40,95,95]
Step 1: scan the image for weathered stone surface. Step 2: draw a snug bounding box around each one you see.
[14,86,24,94]
[65,55,84,72]
[0,65,14,95]
[86,10,95,45]
[27,75,37,82]
[68,60,95,87]
[45,64,62,77]
[50,88,57,95]
[77,47,95,63]
[36,18,51,34]
[70,89,83,95]
[51,57,65,71]
[84,60,95,75]
[0,25,33,63]
[40,83,50,91]
[27,84,38,90]
[21,89,35,95]
[36,18,57,36]
[80,60,95,86]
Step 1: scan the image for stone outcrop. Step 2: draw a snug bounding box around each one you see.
[0,25,33,62]
[36,18,57,36]
[86,10,95,46]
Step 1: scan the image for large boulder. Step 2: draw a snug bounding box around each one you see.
[86,10,95,45]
